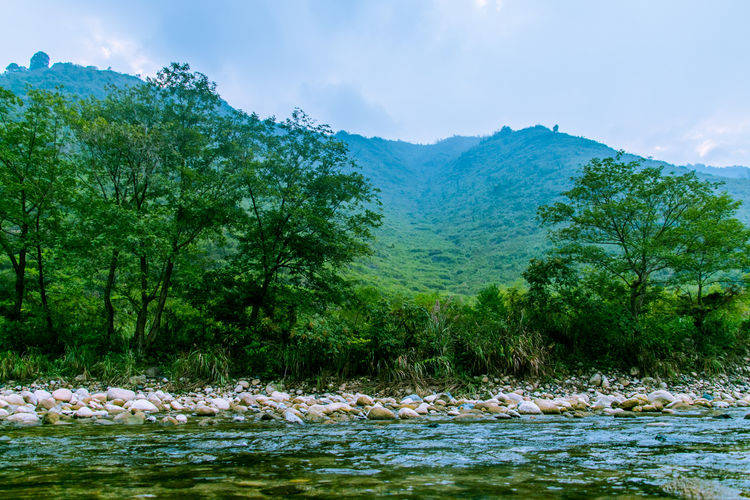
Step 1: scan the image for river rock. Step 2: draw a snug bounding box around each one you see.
[284,410,304,424]
[356,394,373,406]
[589,373,603,386]
[4,394,25,406]
[107,387,135,402]
[7,412,39,424]
[648,390,676,405]
[130,399,159,412]
[114,412,145,425]
[52,388,73,402]
[534,399,561,414]
[105,404,127,415]
[196,405,217,416]
[211,398,230,410]
[398,407,420,419]
[75,406,94,418]
[367,406,396,420]
[517,401,542,415]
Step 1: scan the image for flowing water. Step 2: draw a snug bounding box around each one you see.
[1,410,748,498]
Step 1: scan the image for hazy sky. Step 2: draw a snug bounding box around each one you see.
[3,0,750,166]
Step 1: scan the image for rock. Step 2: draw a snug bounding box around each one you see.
[356,394,373,406]
[7,413,39,424]
[517,401,542,415]
[75,406,95,418]
[43,412,62,424]
[284,410,304,424]
[398,407,420,419]
[130,399,159,412]
[114,412,145,425]
[648,390,676,405]
[107,387,135,402]
[589,373,603,386]
[210,398,230,410]
[38,397,56,410]
[105,404,127,415]
[533,399,561,414]
[196,405,217,416]
[33,389,52,402]
[176,414,188,424]
[401,394,422,404]
[4,394,25,406]
[367,406,396,420]
[52,388,73,402]
[661,477,740,499]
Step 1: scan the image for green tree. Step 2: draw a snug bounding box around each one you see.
[0,87,72,329]
[233,109,382,331]
[538,155,714,323]
[669,191,750,331]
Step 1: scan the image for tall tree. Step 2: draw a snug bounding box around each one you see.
[0,87,71,328]
[233,109,381,331]
[538,155,714,323]
[669,191,750,331]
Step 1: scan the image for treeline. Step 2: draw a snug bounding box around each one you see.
[0,63,748,382]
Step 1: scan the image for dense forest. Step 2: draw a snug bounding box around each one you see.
[1,55,749,383]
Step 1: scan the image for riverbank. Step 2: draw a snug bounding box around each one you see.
[2,364,750,426]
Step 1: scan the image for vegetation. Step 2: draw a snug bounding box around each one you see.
[0,60,748,383]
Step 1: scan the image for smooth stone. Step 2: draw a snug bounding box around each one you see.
[107,387,136,402]
[75,406,95,418]
[52,389,73,402]
[4,394,25,406]
[114,412,145,425]
[648,390,676,405]
[533,399,561,414]
[284,410,304,424]
[210,398,230,410]
[356,394,373,406]
[367,407,396,420]
[398,407,420,419]
[196,405,218,416]
[517,401,542,415]
[7,413,40,424]
[130,399,159,412]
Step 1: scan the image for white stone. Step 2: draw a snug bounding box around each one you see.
[130,399,159,412]
[211,398,230,410]
[52,389,73,402]
[107,387,136,402]
[517,401,542,415]
[398,407,420,419]
[7,412,39,424]
[75,406,95,418]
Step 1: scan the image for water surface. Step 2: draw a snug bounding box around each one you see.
[1,410,748,498]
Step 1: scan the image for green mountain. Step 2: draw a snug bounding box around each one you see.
[3,55,750,295]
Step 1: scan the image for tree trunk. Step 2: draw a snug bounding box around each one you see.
[104,250,119,339]
[132,255,151,354]
[250,276,271,327]
[36,242,53,332]
[12,248,26,321]
[145,259,174,349]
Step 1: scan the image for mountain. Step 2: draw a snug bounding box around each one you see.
[3,55,750,295]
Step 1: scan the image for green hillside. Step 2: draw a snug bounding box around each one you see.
[3,55,750,296]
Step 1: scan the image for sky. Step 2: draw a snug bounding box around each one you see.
[3,0,750,166]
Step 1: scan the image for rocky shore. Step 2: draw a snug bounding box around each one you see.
[2,368,750,426]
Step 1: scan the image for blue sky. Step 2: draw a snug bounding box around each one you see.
[3,0,750,166]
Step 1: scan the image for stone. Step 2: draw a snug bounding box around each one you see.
[33,389,52,402]
[130,399,159,412]
[52,388,73,402]
[211,398,230,410]
[589,373,602,386]
[647,390,676,405]
[367,406,396,420]
[533,399,561,414]
[176,414,188,424]
[7,412,39,424]
[284,410,304,424]
[517,401,542,415]
[75,406,95,418]
[398,407,420,419]
[196,405,217,416]
[107,387,135,402]
[4,394,25,406]
[105,404,127,415]
[114,412,145,425]
[356,394,373,406]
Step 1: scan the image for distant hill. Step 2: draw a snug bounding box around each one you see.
[3,54,750,295]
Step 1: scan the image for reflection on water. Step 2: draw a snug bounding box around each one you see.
[1,410,748,498]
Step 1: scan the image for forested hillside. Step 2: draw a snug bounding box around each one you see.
[3,55,750,295]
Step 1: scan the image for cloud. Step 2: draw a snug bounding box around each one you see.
[298,82,400,137]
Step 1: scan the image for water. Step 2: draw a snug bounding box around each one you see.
[1,411,748,498]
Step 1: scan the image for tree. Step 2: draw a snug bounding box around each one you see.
[669,191,750,332]
[0,87,72,329]
[538,155,714,323]
[232,109,381,332]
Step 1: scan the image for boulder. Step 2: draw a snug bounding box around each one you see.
[517,401,542,415]
[196,405,217,416]
[4,394,25,406]
[74,406,94,418]
[130,399,159,412]
[398,407,420,419]
[210,398,230,410]
[52,388,73,402]
[356,394,373,406]
[7,412,39,424]
[647,390,676,405]
[533,399,561,414]
[367,406,396,420]
[589,373,603,386]
[284,410,304,424]
[107,387,135,402]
